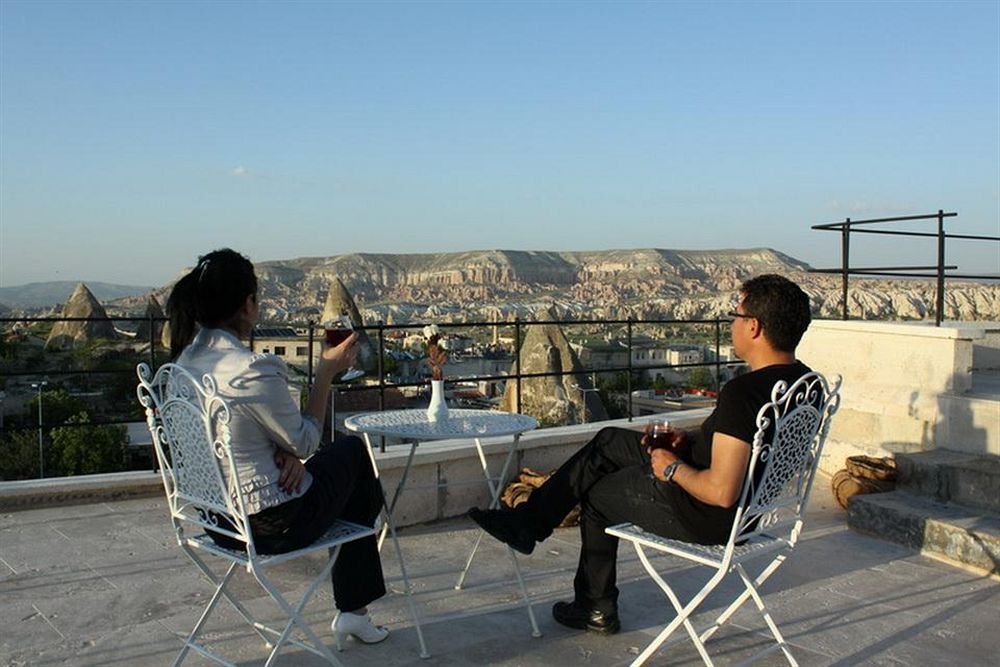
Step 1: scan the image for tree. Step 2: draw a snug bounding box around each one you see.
[29,387,86,429]
[0,429,42,480]
[687,367,715,390]
[50,412,126,476]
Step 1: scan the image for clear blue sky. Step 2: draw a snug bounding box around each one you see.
[1,0,998,287]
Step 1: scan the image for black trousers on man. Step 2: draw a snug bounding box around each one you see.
[213,435,386,612]
[517,427,697,615]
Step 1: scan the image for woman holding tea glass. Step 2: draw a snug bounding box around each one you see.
[469,274,814,636]
[167,248,390,647]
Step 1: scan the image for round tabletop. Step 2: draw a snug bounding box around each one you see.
[344,408,538,441]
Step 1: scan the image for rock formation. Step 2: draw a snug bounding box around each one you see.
[45,283,117,350]
[321,276,376,372]
[135,296,165,345]
[502,306,608,426]
[109,247,1000,326]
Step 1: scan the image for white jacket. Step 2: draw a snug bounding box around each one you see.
[176,328,319,514]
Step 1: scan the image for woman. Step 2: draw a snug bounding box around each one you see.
[166,248,388,646]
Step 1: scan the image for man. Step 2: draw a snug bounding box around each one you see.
[469,274,813,635]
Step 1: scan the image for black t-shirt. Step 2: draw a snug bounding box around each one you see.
[668,361,812,544]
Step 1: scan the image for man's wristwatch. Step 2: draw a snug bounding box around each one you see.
[662,461,681,485]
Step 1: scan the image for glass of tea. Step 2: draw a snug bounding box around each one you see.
[323,316,364,381]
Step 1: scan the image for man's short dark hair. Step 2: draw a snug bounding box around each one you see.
[740,274,811,353]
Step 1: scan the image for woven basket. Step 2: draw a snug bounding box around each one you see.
[832,467,896,509]
[845,455,897,482]
[500,468,580,528]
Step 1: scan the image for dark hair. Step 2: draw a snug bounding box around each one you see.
[166,248,258,359]
[739,274,811,353]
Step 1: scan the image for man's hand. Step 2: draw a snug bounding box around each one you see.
[274,449,307,494]
[648,446,679,481]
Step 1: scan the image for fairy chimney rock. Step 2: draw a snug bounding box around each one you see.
[320,276,376,372]
[502,307,607,425]
[135,296,165,344]
[321,277,364,326]
[45,283,118,350]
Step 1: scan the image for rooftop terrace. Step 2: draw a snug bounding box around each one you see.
[2,319,998,665]
[1,477,997,667]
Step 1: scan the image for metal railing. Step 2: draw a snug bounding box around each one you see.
[0,313,741,477]
[811,210,1000,325]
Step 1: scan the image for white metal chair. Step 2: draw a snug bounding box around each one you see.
[607,371,841,666]
[136,362,375,667]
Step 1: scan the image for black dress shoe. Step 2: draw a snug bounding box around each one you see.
[467,508,535,555]
[552,600,621,635]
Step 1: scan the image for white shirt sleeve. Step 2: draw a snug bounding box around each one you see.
[231,353,322,459]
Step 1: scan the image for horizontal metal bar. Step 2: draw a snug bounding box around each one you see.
[947,233,1000,242]
[825,228,940,238]
[812,211,957,229]
[810,265,957,273]
[809,269,961,279]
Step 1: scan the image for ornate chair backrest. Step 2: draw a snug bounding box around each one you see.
[136,362,254,552]
[728,371,841,550]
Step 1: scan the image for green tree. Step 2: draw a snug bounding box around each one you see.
[29,387,87,429]
[686,367,716,390]
[50,412,126,476]
[0,429,42,480]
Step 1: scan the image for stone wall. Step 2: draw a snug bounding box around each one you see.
[797,319,1000,473]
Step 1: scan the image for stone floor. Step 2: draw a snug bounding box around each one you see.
[1,478,997,667]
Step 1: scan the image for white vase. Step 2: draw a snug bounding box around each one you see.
[426,379,449,422]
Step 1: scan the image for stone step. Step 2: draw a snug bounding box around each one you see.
[895,449,1000,514]
[847,490,1000,574]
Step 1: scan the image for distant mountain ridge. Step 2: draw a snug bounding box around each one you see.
[6,247,1000,323]
[0,281,153,309]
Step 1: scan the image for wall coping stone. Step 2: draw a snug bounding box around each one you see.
[808,319,991,340]
[0,411,714,511]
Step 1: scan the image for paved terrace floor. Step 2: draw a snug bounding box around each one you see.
[1,478,997,667]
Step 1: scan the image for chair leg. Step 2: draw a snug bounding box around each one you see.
[697,552,786,646]
[631,544,727,667]
[733,563,798,667]
[252,553,344,667]
[174,559,241,667]
[182,547,281,647]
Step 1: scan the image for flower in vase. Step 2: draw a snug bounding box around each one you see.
[423,324,449,381]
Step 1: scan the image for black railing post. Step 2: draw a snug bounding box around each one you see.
[377,322,386,453]
[377,322,385,412]
[936,209,946,326]
[714,318,722,391]
[841,217,851,320]
[148,311,156,371]
[514,318,522,414]
[626,318,633,420]
[307,319,315,387]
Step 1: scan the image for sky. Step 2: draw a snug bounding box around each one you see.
[1,0,998,288]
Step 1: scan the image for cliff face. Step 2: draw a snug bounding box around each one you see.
[119,247,999,325]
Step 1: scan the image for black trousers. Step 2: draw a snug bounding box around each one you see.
[214,436,386,612]
[518,427,697,615]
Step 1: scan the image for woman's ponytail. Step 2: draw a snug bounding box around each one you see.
[165,248,258,359]
[166,270,200,359]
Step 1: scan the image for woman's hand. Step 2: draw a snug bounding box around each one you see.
[319,331,359,375]
[274,449,307,494]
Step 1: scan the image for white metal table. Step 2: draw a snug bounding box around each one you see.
[344,408,541,656]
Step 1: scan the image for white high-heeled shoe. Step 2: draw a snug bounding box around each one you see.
[332,611,389,651]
